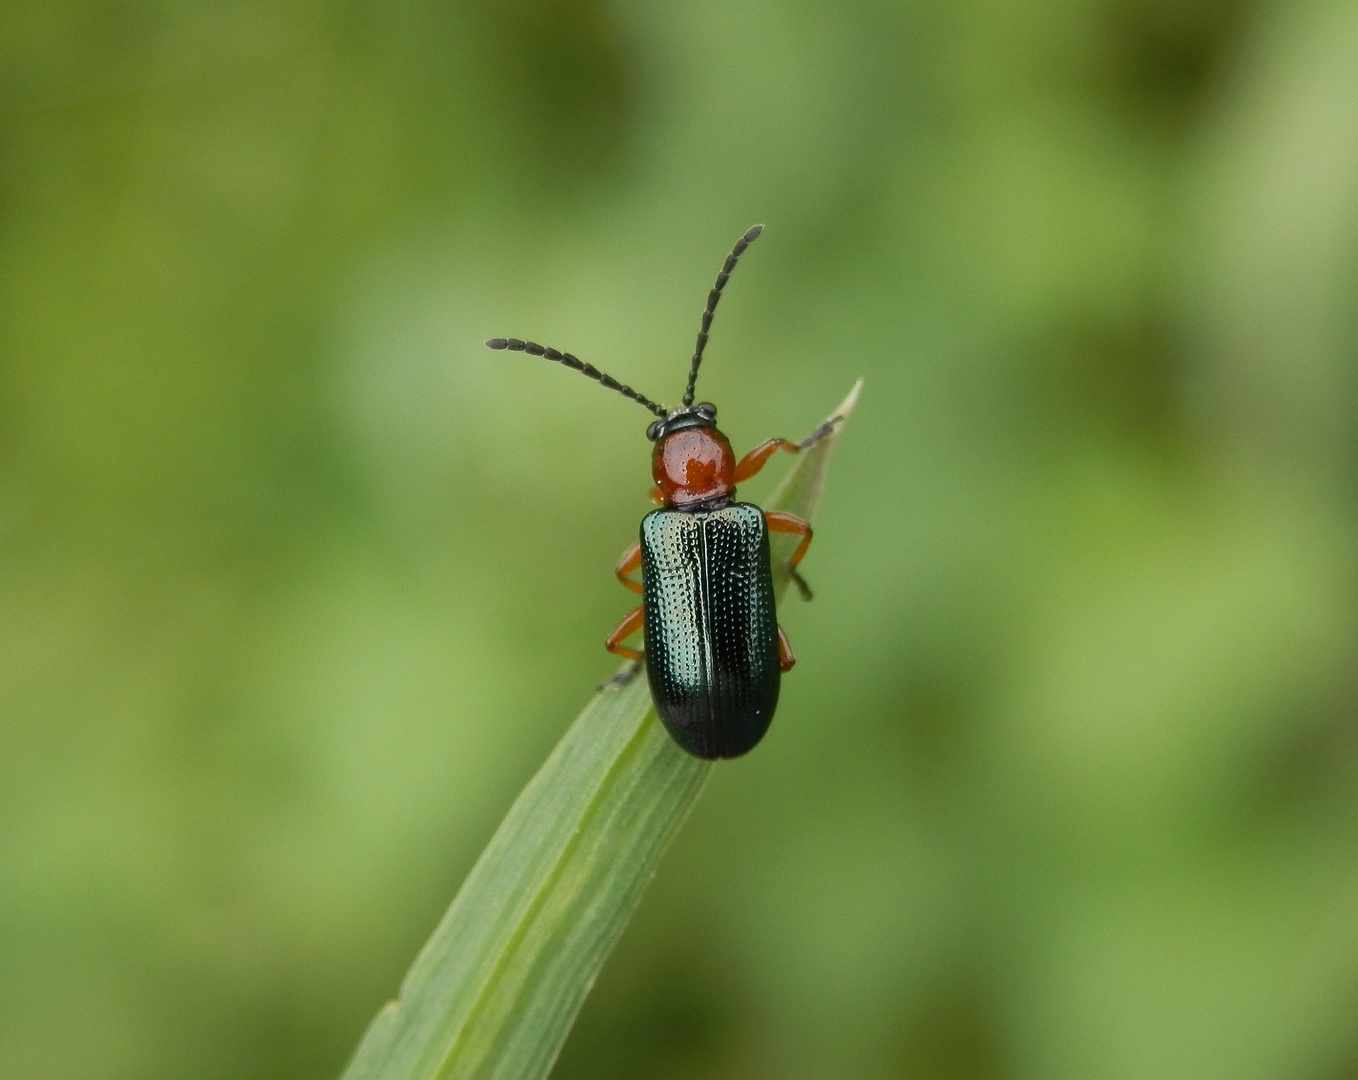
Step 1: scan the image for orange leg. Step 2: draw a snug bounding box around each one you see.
[765,510,814,601]
[777,625,797,672]
[649,485,665,505]
[733,419,839,483]
[605,605,645,662]
[600,604,646,688]
[735,439,801,482]
[615,541,643,595]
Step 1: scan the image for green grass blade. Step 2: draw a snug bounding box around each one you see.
[340,380,862,1080]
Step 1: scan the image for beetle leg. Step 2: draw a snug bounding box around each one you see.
[798,416,839,448]
[734,439,801,482]
[732,419,840,483]
[599,660,642,688]
[764,511,814,601]
[600,605,645,687]
[777,625,797,672]
[649,485,665,505]
[604,605,645,663]
[614,541,643,595]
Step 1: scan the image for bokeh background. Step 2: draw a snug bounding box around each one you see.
[4,1,1358,1077]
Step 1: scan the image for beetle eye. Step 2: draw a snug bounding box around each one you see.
[646,420,663,441]
[696,403,717,420]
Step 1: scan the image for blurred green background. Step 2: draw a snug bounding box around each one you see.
[4,1,1358,1077]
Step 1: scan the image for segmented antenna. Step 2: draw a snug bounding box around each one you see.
[484,338,668,418]
[682,224,763,408]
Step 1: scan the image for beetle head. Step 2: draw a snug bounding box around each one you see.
[652,418,735,507]
[646,402,717,442]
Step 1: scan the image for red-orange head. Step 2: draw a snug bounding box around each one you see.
[649,405,734,506]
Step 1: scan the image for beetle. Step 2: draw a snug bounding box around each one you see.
[486,224,832,759]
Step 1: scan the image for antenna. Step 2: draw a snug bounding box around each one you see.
[682,224,763,408]
[484,338,668,418]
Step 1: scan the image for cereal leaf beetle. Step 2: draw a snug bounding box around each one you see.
[486,225,835,759]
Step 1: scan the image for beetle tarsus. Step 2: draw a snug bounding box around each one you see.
[790,566,814,602]
[798,416,840,450]
[598,659,643,690]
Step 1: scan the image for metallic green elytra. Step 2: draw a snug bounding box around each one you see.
[640,503,780,759]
